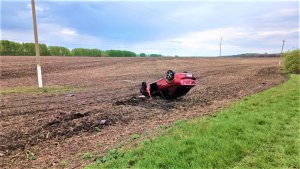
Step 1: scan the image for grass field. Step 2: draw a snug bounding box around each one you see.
[87,75,300,169]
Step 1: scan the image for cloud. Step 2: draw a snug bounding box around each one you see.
[279,8,298,16]
[60,28,77,36]
[2,2,101,48]
[256,29,299,37]
[0,23,102,48]
[27,3,45,12]
[126,27,299,56]
[2,1,298,56]
[259,7,298,19]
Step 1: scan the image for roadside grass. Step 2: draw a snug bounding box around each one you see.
[86,75,300,169]
[0,85,79,96]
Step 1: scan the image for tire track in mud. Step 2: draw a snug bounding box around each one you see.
[0,95,179,154]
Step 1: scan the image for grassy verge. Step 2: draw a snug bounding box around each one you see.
[86,75,300,169]
[0,85,79,96]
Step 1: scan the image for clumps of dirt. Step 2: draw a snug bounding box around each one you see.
[114,95,177,111]
[0,111,117,155]
[185,95,213,107]
[42,111,116,140]
[1,69,36,80]
[115,96,147,106]
[256,66,282,77]
[45,112,90,127]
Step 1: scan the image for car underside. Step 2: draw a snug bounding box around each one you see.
[140,70,196,99]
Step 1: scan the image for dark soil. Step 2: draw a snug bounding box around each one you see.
[0,56,287,168]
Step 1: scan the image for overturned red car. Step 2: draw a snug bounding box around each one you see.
[140,70,196,99]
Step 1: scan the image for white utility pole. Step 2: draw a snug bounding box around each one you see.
[219,36,222,57]
[31,0,43,88]
[279,40,285,66]
[281,40,285,55]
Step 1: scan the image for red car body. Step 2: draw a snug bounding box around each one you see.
[140,70,196,99]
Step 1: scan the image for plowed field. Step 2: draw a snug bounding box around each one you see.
[0,56,286,168]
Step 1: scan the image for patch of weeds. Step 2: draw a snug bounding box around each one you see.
[60,160,69,168]
[26,150,36,160]
[127,157,138,168]
[95,127,101,132]
[96,149,123,164]
[175,119,185,126]
[141,139,151,145]
[99,155,111,163]
[108,149,121,159]
[160,124,169,129]
[97,143,103,148]
[94,156,103,163]
[128,159,136,167]
[143,131,150,136]
[116,144,124,149]
[83,152,92,160]
[131,134,140,140]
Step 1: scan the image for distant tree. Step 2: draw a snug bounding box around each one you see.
[90,49,102,57]
[150,54,162,57]
[11,41,22,55]
[0,40,140,57]
[22,43,35,56]
[49,46,71,56]
[101,51,109,57]
[0,40,23,56]
[39,44,50,56]
[0,40,9,55]
[106,50,136,57]
[140,53,146,57]
[71,48,101,57]
[0,40,49,56]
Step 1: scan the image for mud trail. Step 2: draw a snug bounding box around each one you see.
[0,56,286,168]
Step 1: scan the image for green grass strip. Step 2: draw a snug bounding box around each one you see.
[86,75,300,169]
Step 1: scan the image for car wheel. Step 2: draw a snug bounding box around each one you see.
[140,82,147,96]
[166,70,175,83]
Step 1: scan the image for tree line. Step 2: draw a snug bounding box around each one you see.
[0,40,162,57]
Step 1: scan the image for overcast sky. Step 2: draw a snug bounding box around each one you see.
[1,0,299,56]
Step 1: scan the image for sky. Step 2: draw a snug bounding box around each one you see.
[1,0,299,56]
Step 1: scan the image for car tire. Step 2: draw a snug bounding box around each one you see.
[166,70,175,83]
[140,82,147,95]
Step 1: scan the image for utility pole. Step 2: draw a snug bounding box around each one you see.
[219,36,222,57]
[281,40,285,55]
[31,0,43,88]
[279,40,285,66]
